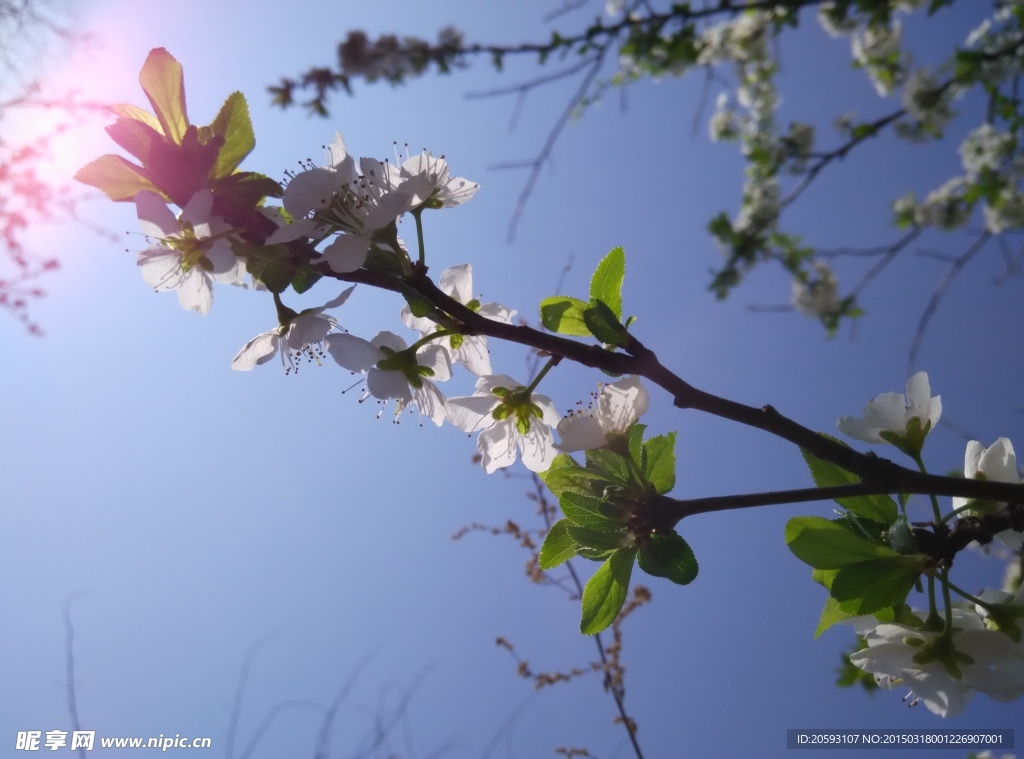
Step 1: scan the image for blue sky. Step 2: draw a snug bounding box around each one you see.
[2,1,1022,757]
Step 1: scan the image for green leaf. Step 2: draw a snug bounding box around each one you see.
[139,48,190,145]
[399,284,434,318]
[801,438,898,524]
[577,546,617,561]
[290,264,322,295]
[815,595,855,638]
[887,515,919,555]
[539,520,577,570]
[626,423,646,469]
[209,91,256,178]
[74,154,162,201]
[642,432,676,494]
[251,253,299,294]
[541,453,612,499]
[559,491,622,531]
[638,532,698,585]
[829,559,920,615]
[589,246,625,319]
[584,448,630,484]
[580,547,637,635]
[567,525,629,552]
[582,299,629,347]
[540,296,590,336]
[785,516,899,570]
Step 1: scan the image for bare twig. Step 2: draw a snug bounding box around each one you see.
[63,593,89,759]
[497,52,607,241]
[908,233,990,374]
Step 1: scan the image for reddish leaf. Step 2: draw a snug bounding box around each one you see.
[138,48,189,144]
[74,154,163,201]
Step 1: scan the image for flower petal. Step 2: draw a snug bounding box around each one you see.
[323,235,370,273]
[413,380,448,427]
[326,333,381,373]
[367,367,412,403]
[439,264,473,303]
[180,190,214,227]
[135,191,179,238]
[231,331,279,371]
[557,414,607,453]
[175,267,213,315]
[446,394,499,433]
[417,344,452,382]
[519,421,557,473]
[479,420,517,473]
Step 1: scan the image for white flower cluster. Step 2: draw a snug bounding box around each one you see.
[817,2,921,96]
[790,261,840,319]
[699,12,784,243]
[836,372,1024,716]
[894,120,1024,234]
[849,599,1024,717]
[954,437,1024,550]
[131,132,654,477]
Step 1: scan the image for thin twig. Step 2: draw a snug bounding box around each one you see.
[908,232,990,374]
[63,593,89,759]
[498,52,607,241]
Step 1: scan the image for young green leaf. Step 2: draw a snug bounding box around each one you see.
[577,546,617,562]
[539,296,590,336]
[399,284,435,318]
[638,532,698,585]
[139,48,189,145]
[580,546,637,635]
[253,254,300,294]
[801,438,898,524]
[559,491,623,531]
[582,299,629,347]
[539,519,577,570]
[290,264,322,295]
[887,515,919,555]
[541,453,612,499]
[589,246,625,319]
[829,558,921,615]
[785,516,899,569]
[642,432,677,494]
[567,525,630,552]
[815,595,855,638]
[626,423,646,469]
[210,91,256,178]
[584,448,630,484]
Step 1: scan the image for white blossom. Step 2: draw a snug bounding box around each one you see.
[134,190,243,316]
[395,151,479,210]
[902,69,956,136]
[850,609,1024,717]
[231,287,354,373]
[791,261,840,319]
[326,330,451,426]
[915,178,970,230]
[953,438,1023,549]
[557,376,650,453]
[960,124,1015,178]
[837,371,941,453]
[400,264,514,376]
[447,374,560,473]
